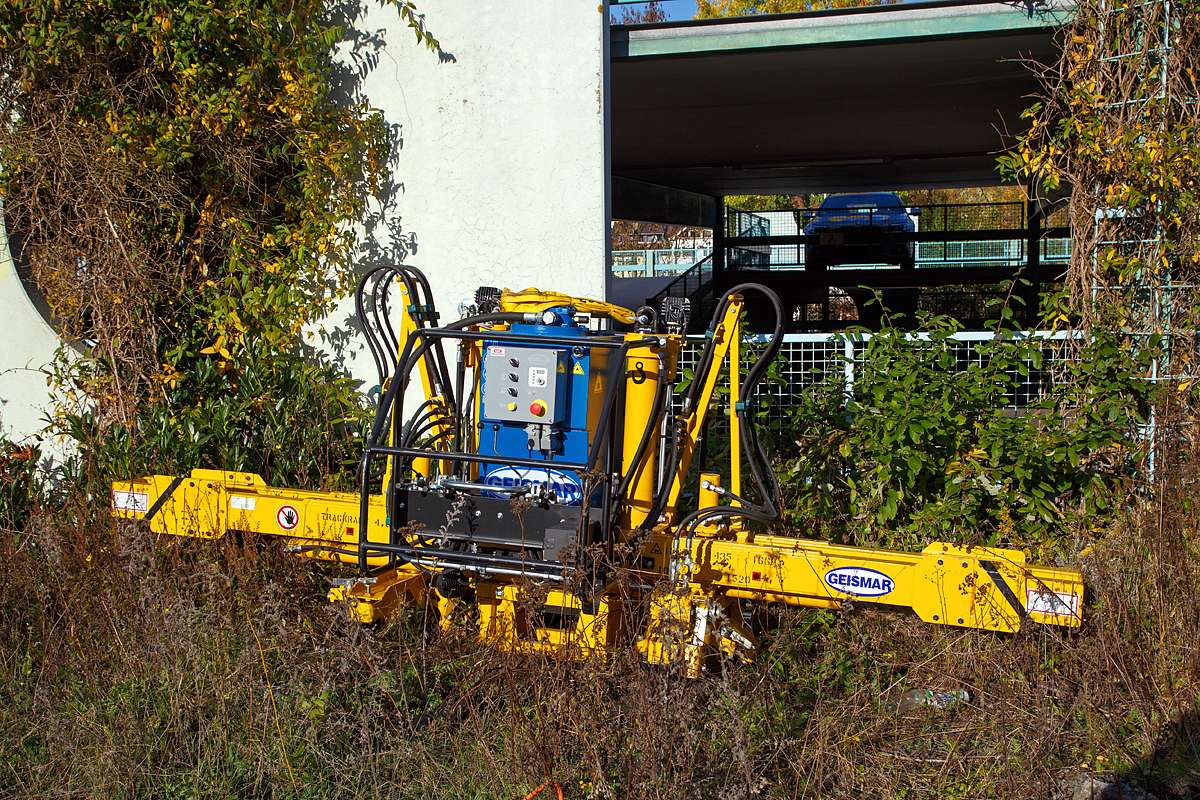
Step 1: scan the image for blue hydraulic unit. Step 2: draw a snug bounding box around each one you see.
[476,307,612,507]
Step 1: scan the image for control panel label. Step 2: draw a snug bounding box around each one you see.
[1026,588,1079,617]
[481,344,564,424]
[112,489,150,513]
[824,566,895,597]
[484,466,583,505]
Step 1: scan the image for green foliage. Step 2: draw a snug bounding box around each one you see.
[0,437,44,530]
[0,0,435,486]
[779,307,1159,552]
[725,193,816,212]
[0,0,434,423]
[997,0,1198,329]
[61,347,370,491]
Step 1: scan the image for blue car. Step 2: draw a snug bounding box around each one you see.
[802,192,921,271]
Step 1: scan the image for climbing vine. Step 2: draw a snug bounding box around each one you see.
[999,0,1199,337]
[0,0,436,430]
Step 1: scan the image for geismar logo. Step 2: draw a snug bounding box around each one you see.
[484,467,583,505]
[824,567,895,597]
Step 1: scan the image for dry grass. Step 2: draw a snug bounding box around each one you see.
[1,417,1198,799]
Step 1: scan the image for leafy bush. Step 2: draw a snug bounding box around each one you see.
[0,438,44,530]
[60,347,370,491]
[0,0,434,438]
[778,312,1159,552]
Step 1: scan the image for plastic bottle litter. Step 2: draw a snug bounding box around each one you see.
[885,688,970,713]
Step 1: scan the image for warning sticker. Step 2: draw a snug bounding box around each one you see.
[572,362,585,376]
[230,496,256,511]
[1026,588,1079,617]
[276,504,300,531]
[112,490,150,513]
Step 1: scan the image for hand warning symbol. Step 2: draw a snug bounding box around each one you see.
[277,504,300,531]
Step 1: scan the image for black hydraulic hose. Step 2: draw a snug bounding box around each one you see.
[673,505,777,584]
[453,339,467,465]
[403,416,454,450]
[675,504,775,542]
[684,290,740,413]
[354,271,382,386]
[401,265,457,411]
[399,399,441,448]
[379,269,403,357]
[360,326,424,575]
[360,264,453,409]
[384,269,435,402]
[631,414,681,538]
[417,429,454,450]
[458,380,477,468]
[584,340,641,473]
[684,311,723,412]
[632,293,740,539]
[354,266,392,387]
[392,267,452,410]
[286,544,362,558]
[724,283,786,516]
[681,282,786,519]
[614,351,669,508]
[632,283,787,539]
[370,269,399,374]
[359,311,533,575]
[739,414,779,516]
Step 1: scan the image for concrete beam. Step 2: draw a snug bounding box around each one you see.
[612,177,718,228]
[308,1,611,391]
[612,1,1072,57]
[611,0,1072,195]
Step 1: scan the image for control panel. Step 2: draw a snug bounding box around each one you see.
[481,345,566,424]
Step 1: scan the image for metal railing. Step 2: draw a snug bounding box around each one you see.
[646,253,717,326]
[611,247,713,278]
[722,201,1071,271]
[727,202,1029,238]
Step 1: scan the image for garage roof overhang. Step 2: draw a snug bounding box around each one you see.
[610,0,1072,219]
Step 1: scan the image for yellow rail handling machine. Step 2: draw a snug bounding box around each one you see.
[113,267,1083,674]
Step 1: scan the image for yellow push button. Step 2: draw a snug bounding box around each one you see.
[507,402,517,411]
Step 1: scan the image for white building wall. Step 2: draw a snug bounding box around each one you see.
[0,217,64,455]
[0,3,612,440]
[312,1,611,387]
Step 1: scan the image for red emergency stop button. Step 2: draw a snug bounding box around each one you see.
[530,401,547,417]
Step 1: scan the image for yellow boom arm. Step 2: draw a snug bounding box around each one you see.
[112,283,1085,672]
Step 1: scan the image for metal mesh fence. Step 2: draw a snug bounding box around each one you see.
[673,331,1076,430]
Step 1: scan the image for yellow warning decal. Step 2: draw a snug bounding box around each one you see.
[557,362,566,374]
[573,362,586,376]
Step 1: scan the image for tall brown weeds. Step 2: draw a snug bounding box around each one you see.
[2,444,1198,800]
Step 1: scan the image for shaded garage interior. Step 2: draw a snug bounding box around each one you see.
[608,0,1072,331]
